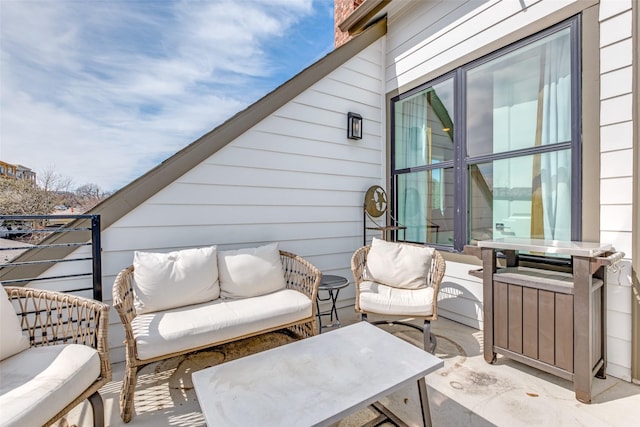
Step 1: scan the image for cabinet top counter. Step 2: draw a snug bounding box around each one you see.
[477,238,612,258]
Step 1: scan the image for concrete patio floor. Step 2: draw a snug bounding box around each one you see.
[61,304,640,426]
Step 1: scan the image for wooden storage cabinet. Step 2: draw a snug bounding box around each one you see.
[467,239,623,404]
[491,268,604,380]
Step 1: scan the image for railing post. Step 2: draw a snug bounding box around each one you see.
[91,215,103,301]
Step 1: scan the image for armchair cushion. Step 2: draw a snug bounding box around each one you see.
[133,245,219,314]
[0,344,100,427]
[0,286,29,361]
[218,243,287,299]
[358,280,434,316]
[364,238,434,289]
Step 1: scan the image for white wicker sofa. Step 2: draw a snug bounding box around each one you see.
[112,243,321,422]
[0,285,111,427]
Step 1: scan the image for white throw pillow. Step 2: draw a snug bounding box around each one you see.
[0,285,29,361]
[133,246,219,314]
[219,243,287,299]
[364,238,434,289]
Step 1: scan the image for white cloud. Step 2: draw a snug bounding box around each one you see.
[0,0,323,192]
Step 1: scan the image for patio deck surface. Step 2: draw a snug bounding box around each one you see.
[59,305,639,427]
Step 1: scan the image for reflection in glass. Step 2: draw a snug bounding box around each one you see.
[466,28,571,158]
[469,150,571,243]
[397,168,454,245]
[395,79,454,170]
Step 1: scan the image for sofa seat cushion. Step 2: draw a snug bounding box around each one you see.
[358,280,434,316]
[0,344,100,427]
[132,289,312,360]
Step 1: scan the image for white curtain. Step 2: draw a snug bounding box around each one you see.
[539,36,572,240]
[398,94,427,242]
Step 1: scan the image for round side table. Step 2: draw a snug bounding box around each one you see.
[316,275,349,333]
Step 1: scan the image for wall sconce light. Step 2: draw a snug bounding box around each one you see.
[347,112,363,140]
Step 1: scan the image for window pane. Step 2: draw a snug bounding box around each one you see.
[469,150,571,243]
[395,78,455,169]
[397,168,454,246]
[466,28,571,158]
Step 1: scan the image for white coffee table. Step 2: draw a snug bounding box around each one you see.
[192,321,444,426]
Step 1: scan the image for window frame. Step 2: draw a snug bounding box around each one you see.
[390,16,582,252]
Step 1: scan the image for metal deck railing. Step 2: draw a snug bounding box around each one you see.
[0,214,103,301]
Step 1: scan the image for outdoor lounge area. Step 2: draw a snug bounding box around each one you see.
[2,232,636,426]
[3,235,638,426]
[1,1,639,425]
[1,236,638,426]
[53,306,639,427]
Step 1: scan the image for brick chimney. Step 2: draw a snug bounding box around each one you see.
[334,0,365,47]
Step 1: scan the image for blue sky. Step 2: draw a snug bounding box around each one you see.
[0,0,335,192]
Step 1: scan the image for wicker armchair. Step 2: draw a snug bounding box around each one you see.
[351,243,446,353]
[3,286,111,427]
[113,249,320,422]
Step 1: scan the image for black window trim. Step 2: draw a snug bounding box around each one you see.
[390,15,582,252]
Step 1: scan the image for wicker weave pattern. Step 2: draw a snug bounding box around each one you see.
[4,286,111,427]
[112,250,321,422]
[350,244,446,320]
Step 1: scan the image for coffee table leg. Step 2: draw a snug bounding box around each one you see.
[417,377,432,427]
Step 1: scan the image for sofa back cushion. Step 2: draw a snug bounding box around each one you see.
[219,243,287,299]
[0,286,29,361]
[364,238,434,289]
[133,246,219,314]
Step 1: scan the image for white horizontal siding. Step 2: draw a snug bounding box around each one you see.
[607,337,632,381]
[104,222,360,252]
[601,177,634,204]
[600,67,633,99]
[601,121,633,152]
[385,0,578,92]
[601,149,634,178]
[601,205,634,232]
[93,39,385,361]
[600,38,633,73]
[599,0,634,260]
[599,0,632,18]
[599,6,632,46]
[600,231,633,260]
[600,93,634,125]
[438,261,484,329]
[599,0,634,382]
[607,271,633,382]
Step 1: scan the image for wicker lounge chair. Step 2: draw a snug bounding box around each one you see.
[351,240,446,353]
[1,286,111,427]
